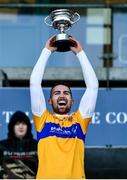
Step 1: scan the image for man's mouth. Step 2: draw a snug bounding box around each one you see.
[58,100,67,106]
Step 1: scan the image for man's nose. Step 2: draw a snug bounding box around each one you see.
[19,123,23,128]
[59,92,65,97]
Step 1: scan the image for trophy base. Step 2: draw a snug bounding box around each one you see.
[53,34,76,52]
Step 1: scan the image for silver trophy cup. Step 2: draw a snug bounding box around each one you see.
[44,9,80,52]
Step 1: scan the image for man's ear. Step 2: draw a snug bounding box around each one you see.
[48,98,52,105]
[71,99,74,106]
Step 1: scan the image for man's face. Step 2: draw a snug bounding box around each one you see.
[14,121,27,139]
[49,85,74,115]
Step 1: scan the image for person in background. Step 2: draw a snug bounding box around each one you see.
[30,36,98,179]
[0,111,38,179]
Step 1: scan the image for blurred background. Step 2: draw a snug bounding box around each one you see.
[0,0,127,178]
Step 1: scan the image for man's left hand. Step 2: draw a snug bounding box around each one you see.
[69,37,83,54]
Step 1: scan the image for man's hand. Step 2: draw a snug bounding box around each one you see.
[45,36,57,52]
[69,37,83,54]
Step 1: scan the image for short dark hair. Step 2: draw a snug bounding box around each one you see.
[50,81,72,98]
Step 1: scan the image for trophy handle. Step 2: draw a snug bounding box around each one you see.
[72,12,80,24]
[44,16,52,26]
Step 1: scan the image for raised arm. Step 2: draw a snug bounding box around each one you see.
[30,36,57,117]
[70,37,99,118]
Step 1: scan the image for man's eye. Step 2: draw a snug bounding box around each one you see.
[54,92,60,95]
[64,92,70,95]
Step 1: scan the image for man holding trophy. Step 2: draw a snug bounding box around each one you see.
[30,9,98,179]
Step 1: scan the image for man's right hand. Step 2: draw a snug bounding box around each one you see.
[45,36,57,52]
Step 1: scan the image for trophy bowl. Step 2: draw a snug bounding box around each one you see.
[44,9,80,52]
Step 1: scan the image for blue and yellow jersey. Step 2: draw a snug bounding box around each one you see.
[33,109,91,179]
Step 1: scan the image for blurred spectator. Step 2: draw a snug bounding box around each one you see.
[0,111,38,179]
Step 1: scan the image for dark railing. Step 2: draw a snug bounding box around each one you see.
[0,3,127,8]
